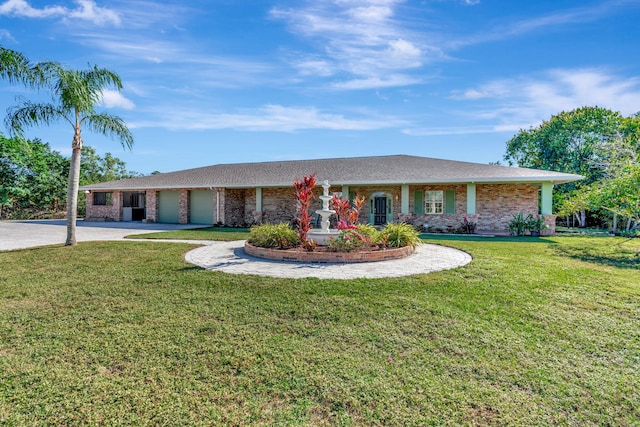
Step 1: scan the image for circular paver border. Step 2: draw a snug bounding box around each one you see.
[243,242,414,263]
[185,240,472,280]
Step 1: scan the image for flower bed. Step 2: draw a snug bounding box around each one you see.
[244,242,415,263]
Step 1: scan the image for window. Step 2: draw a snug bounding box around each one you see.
[93,192,112,206]
[425,190,443,214]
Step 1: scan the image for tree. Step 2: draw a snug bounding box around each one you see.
[0,134,68,218]
[2,48,133,245]
[504,106,628,227]
[80,146,141,185]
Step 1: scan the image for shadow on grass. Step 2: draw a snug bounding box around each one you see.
[422,233,639,269]
[549,237,640,270]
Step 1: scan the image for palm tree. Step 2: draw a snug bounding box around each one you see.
[2,51,133,245]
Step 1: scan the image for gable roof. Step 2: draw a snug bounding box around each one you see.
[80,154,583,191]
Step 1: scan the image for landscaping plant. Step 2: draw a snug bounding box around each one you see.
[293,175,317,243]
[379,222,422,248]
[508,212,528,236]
[328,222,378,252]
[331,193,365,225]
[247,223,299,249]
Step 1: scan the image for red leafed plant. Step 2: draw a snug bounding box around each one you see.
[293,175,317,242]
[332,193,365,226]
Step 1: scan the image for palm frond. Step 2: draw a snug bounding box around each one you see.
[0,46,50,88]
[84,113,134,150]
[4,101,68,137]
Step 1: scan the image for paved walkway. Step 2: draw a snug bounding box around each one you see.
[1,220,473,279]
[185,241,472,280]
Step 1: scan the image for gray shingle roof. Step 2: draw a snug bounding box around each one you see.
[80,154,583,191]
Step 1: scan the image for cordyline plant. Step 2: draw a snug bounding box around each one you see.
[331,193,365,225]
[293,175,317,242]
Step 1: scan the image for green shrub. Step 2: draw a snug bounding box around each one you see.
[508,213,527,236]
[248,223,300,249]
[379,222,422,248]
[328,223,378,252]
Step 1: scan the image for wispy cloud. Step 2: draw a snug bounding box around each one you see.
[271,0,443,89]
[0,0,120,26]
[405,68,640,136]
[451,0,640,48]
[0,28,15,42]
[130,104,409,132]
[454,68,640,126]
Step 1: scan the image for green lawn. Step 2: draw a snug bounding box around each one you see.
[126,226,251,241]
[1,235,638,426]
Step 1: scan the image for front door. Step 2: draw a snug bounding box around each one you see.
[374,196,387,225]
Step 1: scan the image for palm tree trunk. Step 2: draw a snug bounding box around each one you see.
[65,128,82,246]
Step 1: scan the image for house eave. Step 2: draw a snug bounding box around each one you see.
[79,175,583,192]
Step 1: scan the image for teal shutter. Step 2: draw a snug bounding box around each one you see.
[413,190,424,214]
[349,191,356,206]
[445,190,456,214]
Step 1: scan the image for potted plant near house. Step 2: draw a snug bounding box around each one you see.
[525,214,546,237]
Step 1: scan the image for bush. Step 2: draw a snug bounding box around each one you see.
[328,223,377,252]
[509,213,527,236]
[379,222,422,249]
[248,223,300,249]
[459,217,477,234]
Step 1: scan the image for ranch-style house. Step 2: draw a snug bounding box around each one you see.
[80,154,583,235]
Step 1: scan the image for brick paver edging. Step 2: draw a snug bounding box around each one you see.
[244,242,414,263]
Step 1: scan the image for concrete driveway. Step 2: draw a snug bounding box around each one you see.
[0,220,205,251]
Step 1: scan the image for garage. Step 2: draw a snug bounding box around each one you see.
[190,190,214,224]
[158,190,179,223]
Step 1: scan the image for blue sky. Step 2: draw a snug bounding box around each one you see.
[1,0,639,174]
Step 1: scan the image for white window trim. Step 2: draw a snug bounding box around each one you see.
[425,190,443,214]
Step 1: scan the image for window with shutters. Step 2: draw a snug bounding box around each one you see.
[424,190,443,214]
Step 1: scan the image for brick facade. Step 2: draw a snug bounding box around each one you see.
[144,190,158,222]
[85,190,122,221]
[85,182,556,234]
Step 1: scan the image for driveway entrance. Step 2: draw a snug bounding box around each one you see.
[0,220,203,251]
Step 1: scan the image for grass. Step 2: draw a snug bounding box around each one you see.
[0,235,638,426]
[126,226,250,241]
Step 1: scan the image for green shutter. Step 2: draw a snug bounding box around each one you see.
[413,190,424,214]
[445,190,456,214]
[349,191,356,205]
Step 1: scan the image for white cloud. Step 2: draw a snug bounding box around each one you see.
[130,104,408,132]
[0,28,15,42]
[332,74,423,90]
[0,0,120,26]
[448,68,640,131]
[66,0,120,26]
[271,0,439,89]
[0,0,65,18]
[100,90,135,110]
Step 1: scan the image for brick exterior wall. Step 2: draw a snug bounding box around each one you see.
[85,190,122,221]
[225,189,247,227]
[400,184,469,231]
[144,190,157,223]
[84,182,555,234]
[178,190,189,224]
[476,184,538,232]
[259,187,297,225]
